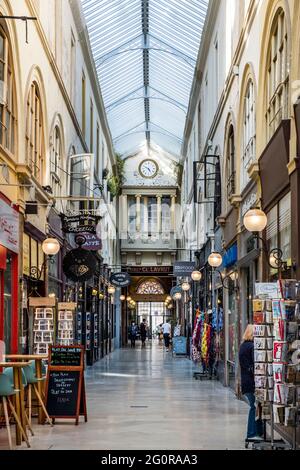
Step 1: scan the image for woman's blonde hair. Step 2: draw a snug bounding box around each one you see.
[243,324,254,341]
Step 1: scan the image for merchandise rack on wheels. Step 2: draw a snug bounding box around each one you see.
[248,281,300,450]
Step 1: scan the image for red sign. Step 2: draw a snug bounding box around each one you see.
[126,266,173,275]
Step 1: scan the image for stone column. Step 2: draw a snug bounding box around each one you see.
[157,195,162,234]
[171,195,176,232]
[136,195,141,232]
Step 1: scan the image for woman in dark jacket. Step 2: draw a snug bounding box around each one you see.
[239,324,261,440]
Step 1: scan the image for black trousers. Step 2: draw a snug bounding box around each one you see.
[163,333,170,348]
[130,337,136,347]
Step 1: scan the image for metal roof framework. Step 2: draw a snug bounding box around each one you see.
[81,0,209,158]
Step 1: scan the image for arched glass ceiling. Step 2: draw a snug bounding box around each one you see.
[81,0,209,158]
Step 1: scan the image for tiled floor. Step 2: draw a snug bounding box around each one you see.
[0,341,249,450]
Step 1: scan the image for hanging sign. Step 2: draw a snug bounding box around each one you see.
[61,214,100,234]
[170,286,183,297]
[63,248,97,282]
[45,345,87,424]
[0,199,19,253]
[173,262,195,278]
[110,272,131,287]
[80,233,102,251]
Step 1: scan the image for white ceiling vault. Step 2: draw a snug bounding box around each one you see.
[81,0,209,159]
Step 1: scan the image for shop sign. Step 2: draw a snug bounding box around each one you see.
[241,190,258,218]
[61,214,100,234]
[0,199,19,253]
[223,243,238,268]
[126,266,173,275]
[170,285,182,297]
[63,248,97,282]
[255,283,281,299]
[80,233,102,251]
[110,272,131,287]
[173,262,195,278]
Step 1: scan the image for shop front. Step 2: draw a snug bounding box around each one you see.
[0,195,19,354]
[259,120,292,282]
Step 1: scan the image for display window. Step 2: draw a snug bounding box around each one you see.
[266,192,291,280]
[0,249,18,353]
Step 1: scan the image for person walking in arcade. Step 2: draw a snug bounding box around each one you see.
[140,319,147,348]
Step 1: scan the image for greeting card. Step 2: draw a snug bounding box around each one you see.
[273,363,284,383]
[253,311,265,324]
[273,341,287,362]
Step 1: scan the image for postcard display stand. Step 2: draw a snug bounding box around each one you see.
[57,303,77,346]
[29,297,56,355]
[253,281,300,450]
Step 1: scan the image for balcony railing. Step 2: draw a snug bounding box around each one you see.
[121,231,176,250]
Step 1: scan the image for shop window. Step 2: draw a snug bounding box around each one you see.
[0,27,16,154]
[3,253,12,352]
[50,126,63,199]
[266,192,291,278]
[161,196,171,233]
[137,280,164,295]
[225,125,235,205]
[128,196,136,233]
[25,82,45,182]
[266,9,289,142]
[241,80,256,190]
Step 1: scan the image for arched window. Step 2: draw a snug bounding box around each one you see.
[137,280,164,295]
[226,125,235,202]
[26,82,45,182]
[0,26,16,153]
[242,80,256,190]
[50,126,62,198]
[266,9,289,142]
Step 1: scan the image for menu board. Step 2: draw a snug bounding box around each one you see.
[50,347,82,366]
[45,345,87,424]
[46,371,80,417]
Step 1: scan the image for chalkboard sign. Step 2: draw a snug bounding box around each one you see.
[45,345,87,424]
[46,370,80,417]
[50,347,82,366]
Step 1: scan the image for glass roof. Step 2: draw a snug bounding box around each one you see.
[81,0,209,158]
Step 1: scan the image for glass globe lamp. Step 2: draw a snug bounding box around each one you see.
[191,270,202,282]
[243,209,267,233]
[181,282,191,291]
[42,238,60,256]
[108,286,116,295]
[208,252,223,268]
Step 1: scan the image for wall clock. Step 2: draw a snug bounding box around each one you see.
[138,159,159,178]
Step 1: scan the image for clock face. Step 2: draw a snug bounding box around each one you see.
[139,159,159,179]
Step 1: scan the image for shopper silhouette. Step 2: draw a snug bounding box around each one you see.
[140,319,147,348]
[129,321,138,348]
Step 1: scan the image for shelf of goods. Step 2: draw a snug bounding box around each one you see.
[33,307,55,355]
[253,280,300,450]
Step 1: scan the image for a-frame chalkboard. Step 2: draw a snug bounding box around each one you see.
[45,345,88,424]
